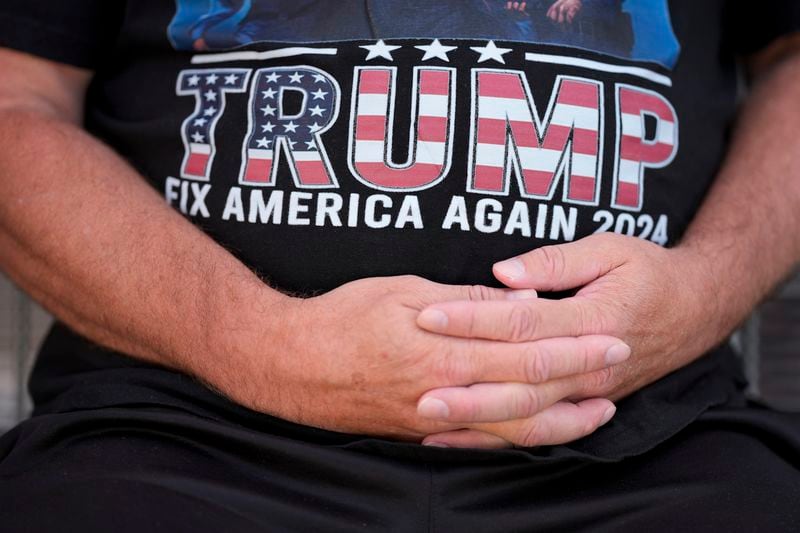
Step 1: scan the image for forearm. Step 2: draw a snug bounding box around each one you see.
[676,51,800,342]
[0,107,289,383]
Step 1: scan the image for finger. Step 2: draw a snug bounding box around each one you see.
[418,379,579,423]
[459,334,629,386]
[423,430,512,449]
[417,286,537,329]
[558,6,566,23]
[448,284,513,303]
[418,297,605,341]
[520,2,527,11]
[428,283,536,305]
[493,235,624,291]
[547,5,557,19]
[474,399,616,448]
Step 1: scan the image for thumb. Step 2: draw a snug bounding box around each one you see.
[492,234,623,291]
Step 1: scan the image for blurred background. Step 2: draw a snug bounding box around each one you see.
[1,271,799,432]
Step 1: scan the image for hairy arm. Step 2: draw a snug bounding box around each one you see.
[0,48,281,378]
[679,37,800,339]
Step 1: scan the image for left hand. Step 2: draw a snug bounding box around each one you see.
[415,233,723,448]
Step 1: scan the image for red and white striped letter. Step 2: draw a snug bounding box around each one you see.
[177,69,251,181]
[469,71,603,205]
[349,66,456,191]
[613,84,678,211]
[239,66,340,188]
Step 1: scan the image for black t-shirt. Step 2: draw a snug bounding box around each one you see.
[1,0,799,459]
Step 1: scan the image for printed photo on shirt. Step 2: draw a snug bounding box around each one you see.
[167,0,680,68]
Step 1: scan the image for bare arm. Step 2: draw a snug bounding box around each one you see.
[678,37,800,339]
[0,48,627,444]
[0,48,280,378]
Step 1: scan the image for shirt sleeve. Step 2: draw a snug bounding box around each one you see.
[0,0,126,69]
[724,0,800,56]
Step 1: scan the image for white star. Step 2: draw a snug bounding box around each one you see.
[288,72,304,83]
[305,140,317,150]
[191,131,205,143]
[309,105,325,117]
[360,39,401,61]
[287,138,297,149]
[307,122,323,133]
[283,121,299,133]
[204,90,216,101]
[255,137,271,148]
[187,75,200,86]
[261,122,275,133]
[192,118,208,127]
[261,88,277,99]
[470,40,513,64]
[312,73,327,83]
[205,74,219,85]
[265,72,281,83]
[261,104,276,116]
[415,39,457,62]
[311,89,328,100]
[224,74,239,85]
[204,106,217,116]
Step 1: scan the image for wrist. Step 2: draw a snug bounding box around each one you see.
[669,243,735,351]
[191,271,298,412]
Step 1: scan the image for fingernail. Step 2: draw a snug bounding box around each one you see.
[506,289,538,300]
[600,405,616,426]
[423,441,449,448]
[418,398,450,420]
[605,343,631,366]
[494,258,526,281]
[417,309,448,332]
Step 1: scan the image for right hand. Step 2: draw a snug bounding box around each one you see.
[211,275,627,442]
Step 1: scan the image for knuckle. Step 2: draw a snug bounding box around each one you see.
[431,354,457,384]
[461,395,482,421]
[431,350,472,385]
[576,302,614,336]
[575,303,598,334]
[587,367,614,393]
[465,284,496,302]
[514,387,542,418]
[516,418,548,447]
[463,308,480,338]
[535,245,567,285]
[523,346,550,383]
[575,340,596,373]
[394,274,424,287]
[508,305,539,341]
[593,231,624,246]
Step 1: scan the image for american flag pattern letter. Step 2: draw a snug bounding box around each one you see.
[177,69,251,181]
[613,85,678,211]
[239,66,340,188]
[468,70,603,205]
[349,67,456,191]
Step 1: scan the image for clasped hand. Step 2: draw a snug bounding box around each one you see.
[413,233,718,448]
[261,233,716,450]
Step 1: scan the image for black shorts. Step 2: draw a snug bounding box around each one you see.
[1,324,799,532]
